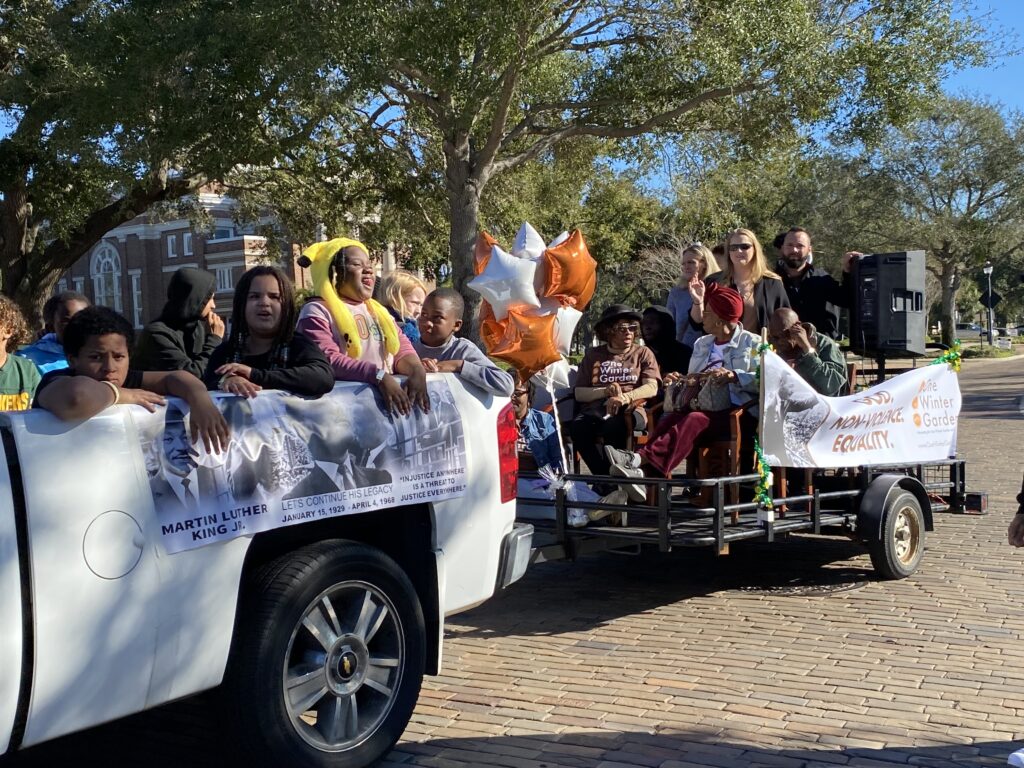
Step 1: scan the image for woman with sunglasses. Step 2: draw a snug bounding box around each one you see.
[690,229,789,335]
[571,304,661,487]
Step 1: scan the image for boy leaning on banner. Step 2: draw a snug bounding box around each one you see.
[33,306,230,456]
[414,288,514,398]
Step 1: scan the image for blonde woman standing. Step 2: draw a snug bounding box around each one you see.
[691,229,789,334]
[378,269,428,343]
[666,243,717,350]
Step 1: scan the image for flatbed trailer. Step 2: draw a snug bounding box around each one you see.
[521,458,966,580]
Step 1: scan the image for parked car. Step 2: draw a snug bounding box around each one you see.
[955,323,999,339]
[996,326,1019,337]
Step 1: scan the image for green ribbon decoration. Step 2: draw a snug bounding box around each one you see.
[752,435,774,510]
[752,341,775,509]
[929,339,962,372]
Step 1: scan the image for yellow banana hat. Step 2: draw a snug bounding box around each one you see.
[298,237,399,360]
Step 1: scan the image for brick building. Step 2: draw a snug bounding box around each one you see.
[54,192,312,329]
[55,192,421,330]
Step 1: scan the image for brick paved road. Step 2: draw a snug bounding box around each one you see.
[5,357,1023,767]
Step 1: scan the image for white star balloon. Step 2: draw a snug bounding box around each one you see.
[512,221,546,261]
[467,244,541,320]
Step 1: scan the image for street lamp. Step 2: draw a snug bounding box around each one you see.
[983,260,994,345]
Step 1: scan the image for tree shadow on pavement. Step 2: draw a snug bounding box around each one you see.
[382,729,1021,768]
[6,716,1017,767]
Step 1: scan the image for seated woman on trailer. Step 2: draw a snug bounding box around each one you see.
[603,283,760,501]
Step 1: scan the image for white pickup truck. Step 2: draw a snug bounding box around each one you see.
[0,375,529,767]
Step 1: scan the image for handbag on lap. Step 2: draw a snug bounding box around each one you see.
[663,361,732,414]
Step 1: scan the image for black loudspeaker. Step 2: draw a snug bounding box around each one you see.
[849,250,927,357]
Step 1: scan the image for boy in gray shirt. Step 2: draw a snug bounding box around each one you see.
[415,288,514,397]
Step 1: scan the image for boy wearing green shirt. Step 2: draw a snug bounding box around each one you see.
[0,295,40,411]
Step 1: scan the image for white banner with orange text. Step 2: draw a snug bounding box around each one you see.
[759,351,960,468]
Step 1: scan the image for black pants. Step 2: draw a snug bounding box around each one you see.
[570,411,630,477]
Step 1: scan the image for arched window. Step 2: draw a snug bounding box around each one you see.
[90,244,122,311]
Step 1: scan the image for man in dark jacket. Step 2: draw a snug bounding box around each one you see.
[134,267,225,377]
[777,227,855,340]
[768,307,848,397]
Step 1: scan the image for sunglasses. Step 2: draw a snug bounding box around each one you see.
[512,389,529,398]
[610,323,639,334]
[729,243,753,252]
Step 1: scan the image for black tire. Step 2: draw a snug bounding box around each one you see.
[868,491,925,580]
[222,540,425,768]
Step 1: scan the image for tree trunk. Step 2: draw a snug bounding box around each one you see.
[445,148,483,342]
[12,272,58,334]
[938,258,960,348]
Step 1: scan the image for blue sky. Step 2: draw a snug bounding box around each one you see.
[944,1,1024,110]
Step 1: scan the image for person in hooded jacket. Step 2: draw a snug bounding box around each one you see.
[134,267,225,378]
[641,306,691,378]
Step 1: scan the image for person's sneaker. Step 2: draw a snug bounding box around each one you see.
[604,445,642,471]
[610,464,647,503]
[588,488,628,521]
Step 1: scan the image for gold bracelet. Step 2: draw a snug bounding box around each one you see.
[102,380,120,406]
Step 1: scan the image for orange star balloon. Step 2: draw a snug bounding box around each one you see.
[478,299,507,353]
[490,311,562,382]
[473,231,498,275]
[541,229,597,309]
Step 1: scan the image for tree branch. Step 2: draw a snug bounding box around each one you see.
[39,171,206,280]
[494,83,761,174]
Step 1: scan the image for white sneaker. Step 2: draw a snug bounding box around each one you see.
[610,464,646,503]
[1008,747,1024,767]
[604,444,642,471]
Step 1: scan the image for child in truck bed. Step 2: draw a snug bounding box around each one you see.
[33,306,229,456]
[414,288,514,397]
[203,266,334,399]
[0,295,41,411]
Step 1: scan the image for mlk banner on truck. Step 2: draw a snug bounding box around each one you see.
[759,350,960,468]
[130,380,468,553]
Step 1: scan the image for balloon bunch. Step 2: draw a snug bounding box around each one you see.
[468,222,597,383]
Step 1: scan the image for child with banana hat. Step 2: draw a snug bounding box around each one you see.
[296,237,429,415]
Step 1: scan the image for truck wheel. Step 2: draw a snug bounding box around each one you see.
[868,491,925,580]
[223,540,425,768]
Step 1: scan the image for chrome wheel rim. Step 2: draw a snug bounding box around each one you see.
[283,580,405,752]
[893,505,921,565]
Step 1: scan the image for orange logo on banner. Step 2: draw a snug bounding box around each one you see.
[911,377,957,430]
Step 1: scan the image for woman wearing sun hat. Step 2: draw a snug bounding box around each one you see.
[604,284,760,500]
[571,304,662,483]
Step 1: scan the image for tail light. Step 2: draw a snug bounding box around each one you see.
[496,401,518,503]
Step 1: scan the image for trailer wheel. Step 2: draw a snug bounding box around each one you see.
[223,540,425,768]
[868,491,925,579]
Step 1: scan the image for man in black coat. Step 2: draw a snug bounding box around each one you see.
[776,227,857,340]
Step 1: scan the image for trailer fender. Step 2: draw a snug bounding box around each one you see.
[857,474,933,541]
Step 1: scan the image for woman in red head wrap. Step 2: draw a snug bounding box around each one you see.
[602,282,761,500]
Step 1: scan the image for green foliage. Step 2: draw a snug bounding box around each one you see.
[0,0,346,316]
[961,345,1015,359]
[259,0,991,333]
